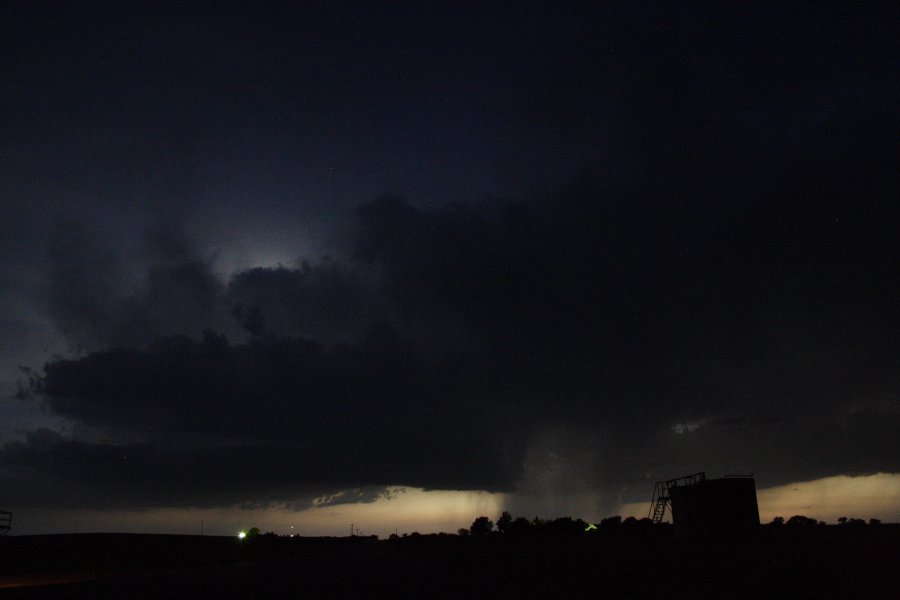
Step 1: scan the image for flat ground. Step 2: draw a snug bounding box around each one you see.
[1,526,897,598]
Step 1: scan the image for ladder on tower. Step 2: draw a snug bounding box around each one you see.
[648,472,706,524]
[649,482,670,523]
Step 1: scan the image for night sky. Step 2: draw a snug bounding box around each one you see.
[1,2,898,535]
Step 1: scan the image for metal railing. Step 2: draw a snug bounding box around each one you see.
[648,472,706,523]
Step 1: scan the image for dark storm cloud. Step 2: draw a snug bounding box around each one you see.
[16,140,900,507]
[2,2,898,512]
[43,219,229,350]
[226,259,381,342]
[0,427,391,509]
[44,220,124,348]
[8,328,510,507]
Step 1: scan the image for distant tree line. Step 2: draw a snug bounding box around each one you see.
[238,513,886,540]
[767,515,882,527]
[452,512,888,537]
[456,512,658,537]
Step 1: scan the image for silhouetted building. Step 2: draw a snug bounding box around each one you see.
[650,472,759,537]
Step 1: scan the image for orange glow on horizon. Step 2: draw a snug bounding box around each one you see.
[10,473,898,536]
[618,473,900,524]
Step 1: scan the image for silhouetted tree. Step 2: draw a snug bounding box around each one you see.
[599,516,622,530]
[497,511,513,534]
[770,516,785,526]
[786,515,817,527]
[458,528,469,536]
[621,517,653,531]
[548,517,580,535]
[869,518,881,526]
[508,517,532,535]
[470,516,494,536]
[531,516,547,529]
[247,527,261,537]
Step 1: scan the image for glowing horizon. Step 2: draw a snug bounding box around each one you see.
[618,472,900,524]
[8,473,898,537]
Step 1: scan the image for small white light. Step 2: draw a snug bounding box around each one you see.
[238,531,247,539]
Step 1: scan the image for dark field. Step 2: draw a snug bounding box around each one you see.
[1,526,898,599]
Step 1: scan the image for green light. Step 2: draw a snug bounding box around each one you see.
[238,531,247,539]
[584,523,597,532]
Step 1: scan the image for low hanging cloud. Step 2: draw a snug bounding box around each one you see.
[8,329,512,507]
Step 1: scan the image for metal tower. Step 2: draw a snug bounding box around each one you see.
[648,472,706,523]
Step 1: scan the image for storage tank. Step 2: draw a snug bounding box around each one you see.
[669,475,760,536]
[650,473,760,537]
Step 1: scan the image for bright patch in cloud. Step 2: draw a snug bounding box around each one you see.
[671,420,706,434]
